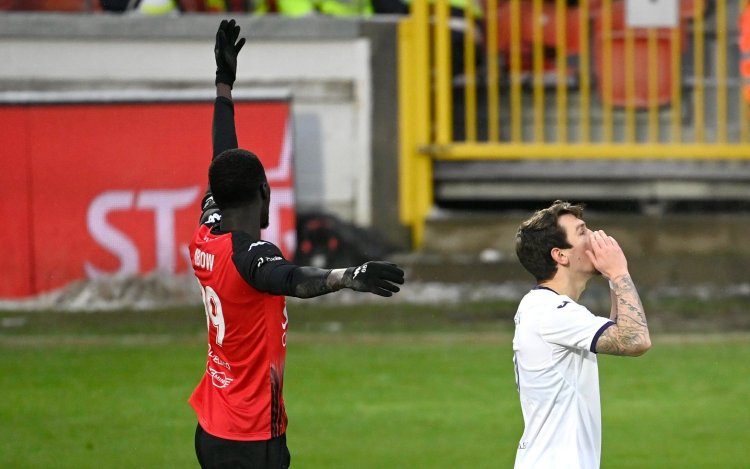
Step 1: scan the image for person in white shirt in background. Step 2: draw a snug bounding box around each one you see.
[512,200,652,469]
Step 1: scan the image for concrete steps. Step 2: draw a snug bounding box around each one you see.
[399,210,750,290]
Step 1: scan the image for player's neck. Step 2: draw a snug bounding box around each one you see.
[219,206,262,239]
[541,274,587,301]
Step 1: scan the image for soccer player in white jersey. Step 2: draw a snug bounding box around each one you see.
[512,200,652,469]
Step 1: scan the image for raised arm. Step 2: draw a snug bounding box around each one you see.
[213,19,245,156]
[586,230,652,356]
[200,19,246,224]
[213,83,237,158]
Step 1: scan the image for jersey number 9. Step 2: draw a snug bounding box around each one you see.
[200,285,225,347]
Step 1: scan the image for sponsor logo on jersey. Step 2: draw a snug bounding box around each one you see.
[257,255,283,270]
[208,347,231,370]
[248,241,269,251]
[557,301,571,309]
[281,307,289,348]
[208,366,233,389]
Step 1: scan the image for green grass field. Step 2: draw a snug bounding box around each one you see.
[1,304,749,468]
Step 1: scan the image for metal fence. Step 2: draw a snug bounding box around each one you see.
[399,0,750,246]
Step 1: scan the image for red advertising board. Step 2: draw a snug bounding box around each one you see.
[0,93,295,299]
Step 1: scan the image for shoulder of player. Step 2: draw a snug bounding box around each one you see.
[522,290,586,315]
[522,288,575,305]
[229,233,285,259]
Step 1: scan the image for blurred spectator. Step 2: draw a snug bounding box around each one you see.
[276,0,372,16]
[371,0,406,13]
[0,0,100,11]
[97,0,362,14]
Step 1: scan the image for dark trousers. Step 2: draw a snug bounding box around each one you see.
[195,424,291,469]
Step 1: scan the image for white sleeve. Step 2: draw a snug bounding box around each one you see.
[539,302,614,352]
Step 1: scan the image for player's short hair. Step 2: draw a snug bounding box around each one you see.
[208,149,267,210]
[515,200,584,282]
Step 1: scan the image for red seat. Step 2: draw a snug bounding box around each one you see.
[493,1,583,54]
[593,1,681,108]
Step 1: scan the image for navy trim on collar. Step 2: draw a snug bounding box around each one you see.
[534,285,560,295]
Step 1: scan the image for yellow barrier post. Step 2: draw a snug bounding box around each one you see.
[435,0,452,145]
[398,18,415,230]
[648,29,659,143]
[694,0,705,142]
[579,0,591,143]
[398,0,432,248]
[511,0,522,142]
[486,0,500,142]
[436,143,750,159]
[625,27,636,142]
[602,0,613,142]
[533,0,545,142]
[670,20,682,143]
[716,0,727,143]
[742,0,749,143]
[464,1,477,142]
[556,0,568,143]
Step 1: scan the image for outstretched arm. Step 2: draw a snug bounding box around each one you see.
[252,259,405,299]
[258,262,405,299]
[233,240,405,298]
[586,230,652,356]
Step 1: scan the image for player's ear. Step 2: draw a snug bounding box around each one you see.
[550,247,568,266]
[260,181,270,200]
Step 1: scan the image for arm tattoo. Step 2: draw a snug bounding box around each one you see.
[596,274,651,356]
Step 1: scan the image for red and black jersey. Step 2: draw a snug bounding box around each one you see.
[189,222,290,441]
[189,96,337,442]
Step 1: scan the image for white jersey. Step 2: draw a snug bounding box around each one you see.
[512,287,614,469]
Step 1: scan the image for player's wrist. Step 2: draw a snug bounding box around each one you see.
[216,83,233,99]
[326,268,348,290]
[608,272,630,286]
[215,72,235,89]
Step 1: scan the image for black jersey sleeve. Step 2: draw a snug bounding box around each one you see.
[213,96,238,158]
[231,234,337,298]
[199,96,238,225]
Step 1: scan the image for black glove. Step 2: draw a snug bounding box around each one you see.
[215,19,246,89]
[342,261,405,297]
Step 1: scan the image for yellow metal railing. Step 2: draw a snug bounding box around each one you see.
[399,0,750,247]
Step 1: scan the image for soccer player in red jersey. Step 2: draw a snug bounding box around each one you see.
[189,20,405,469]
